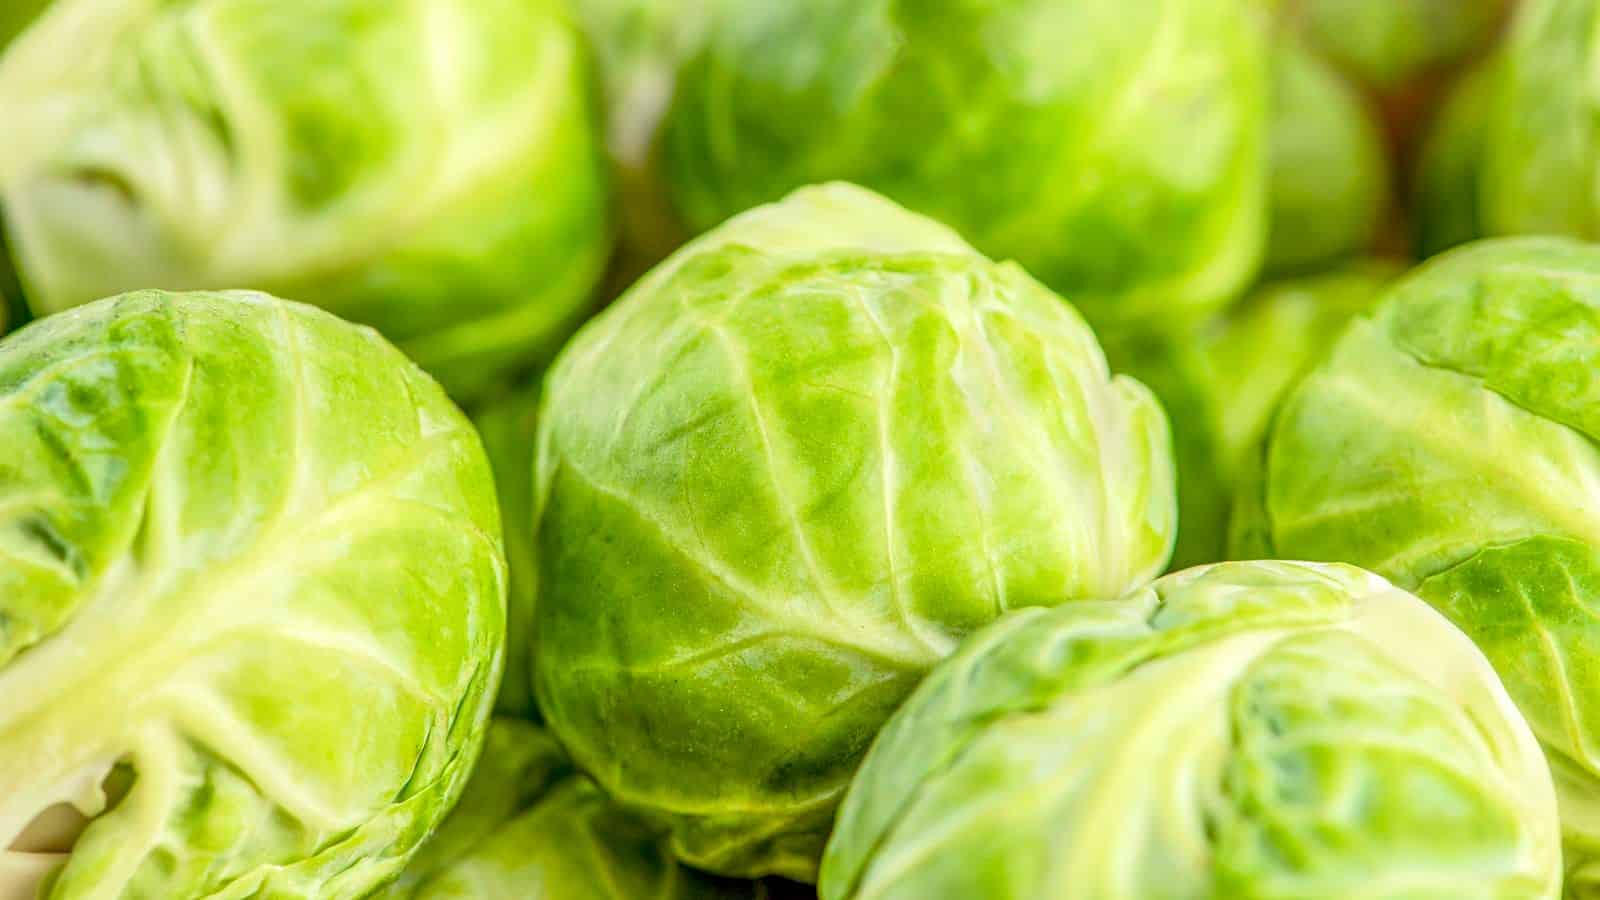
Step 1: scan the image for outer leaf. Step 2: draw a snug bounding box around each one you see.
[534,184,1176,880]
[820,561,1560,900]
[0,290,505,899]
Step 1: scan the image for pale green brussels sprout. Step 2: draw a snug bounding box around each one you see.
[1232,237,1600,894]
[1113,264,1396,569]
[1413,61,1497,257]
[534,183,1176,881]
[820,560,1562,900]
[1290,0,1509,91]
[0,0,611,400]
[0,290,505,898]
[383,720,767,899]
[1480,0,1600,243]
[662,0,1268,339]
[1264,37,1389,275]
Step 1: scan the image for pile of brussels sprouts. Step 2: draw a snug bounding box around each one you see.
[10,0,1600,897]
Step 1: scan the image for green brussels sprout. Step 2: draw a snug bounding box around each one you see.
[384,719,767,899]
[1232,237,1600,893]
[0,290,505,897]
[1480,0,1600,243]
[470,377,544,719]
[1413,61,1497,257]
[533,183,1176,881]
[1113,264,1397,569]
[1291,0,1509,91]
[1263,37,1390,275]
[661,0,1268,339]
[0,0,611,400]
[820,560,1562,900]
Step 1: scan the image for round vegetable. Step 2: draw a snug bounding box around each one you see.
[1232,237,1600,894]
[0,0,611,400]
[661,0,1267,339]
[820,560,1562,900]
[1113,264,1396,569]
[533,183,1176,881]
[0,290,505,898]
[1263,37,1389,275]
[381,720,765,899]
[1480,0,1600,243]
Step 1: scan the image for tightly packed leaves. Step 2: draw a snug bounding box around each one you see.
[821,561,1561,900]
[661,0,1267,339]
[0,290,505,898]
[532,183,1176,881]
[0,0,611,399]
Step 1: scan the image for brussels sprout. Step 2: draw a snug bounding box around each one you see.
[1263,37,1389,275]
[1232,237,1600,893]
[0,290,505,898]
[1413,61,1497,257]
[661,0,1267,339]
[533,183,1176,881]
[1480,0,1600,242]
[1114,264,1397,569]
[470,377,544,719]
[820,560,1562,900]
[384,719,769,899]
[0,0,611,400]
[1291,0,1509,91]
